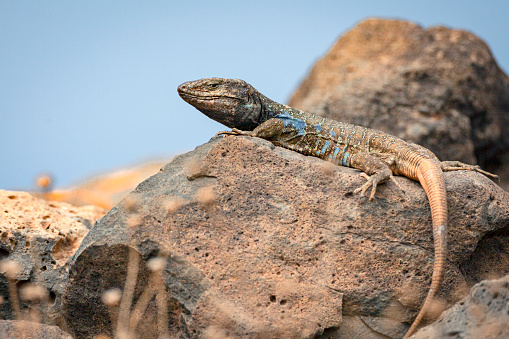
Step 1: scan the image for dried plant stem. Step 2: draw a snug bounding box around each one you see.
[107,305,119,334]
[7,278,21,320]
[117,247,140,338]
[128,280,156,331]
[155,275,170,339]
[28,307,41,324]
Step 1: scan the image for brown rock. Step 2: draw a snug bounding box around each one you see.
[0,190,105,326]
[0,319,73,338]
[62,136,509,338]
[410,274,509,338]
[289,18,509,190]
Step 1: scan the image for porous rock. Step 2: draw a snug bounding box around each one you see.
[0,319,73,338]
[289,18,509,190]
[63,135,509,338]
[0,190,105,326]
[410,274,509,338]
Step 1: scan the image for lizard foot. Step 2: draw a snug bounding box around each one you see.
[353,173,380,201]
[441,161,500,182]
[215,128,247,138]
[353,169,394,201]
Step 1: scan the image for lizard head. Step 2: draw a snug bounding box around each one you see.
[178,78,263,130]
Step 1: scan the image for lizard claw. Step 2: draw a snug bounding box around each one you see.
[215,128,245,138]
[473,166,500,182]
[390,176,407,197]
[353,173,378,201]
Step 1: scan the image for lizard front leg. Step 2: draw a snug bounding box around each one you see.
[441,161,499,181]
[349,153,395,201]
[216,118,285,139]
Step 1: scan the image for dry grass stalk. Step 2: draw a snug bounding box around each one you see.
[128,280,156,331]
[155,274,170,339]
[116,248,140,338]
[129,256,169,335]
[0,260,21,320]
[102,288,122,331]
[102,253,172,338]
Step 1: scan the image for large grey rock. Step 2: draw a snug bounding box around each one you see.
[289,18,509,191]
[62,135,509,338]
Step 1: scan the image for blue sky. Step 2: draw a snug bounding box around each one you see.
[1,1,508,190]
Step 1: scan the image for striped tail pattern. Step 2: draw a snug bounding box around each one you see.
[403,158,448,338]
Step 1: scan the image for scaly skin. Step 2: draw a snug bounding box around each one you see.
[178,78,498,338]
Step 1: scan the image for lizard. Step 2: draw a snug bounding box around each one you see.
[177,77,498,338]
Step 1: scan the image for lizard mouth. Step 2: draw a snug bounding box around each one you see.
[178,92,220,100]
[177,90,244,103]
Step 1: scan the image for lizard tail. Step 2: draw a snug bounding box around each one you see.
[404,159,448,338]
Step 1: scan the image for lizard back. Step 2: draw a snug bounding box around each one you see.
[267,107,440,181]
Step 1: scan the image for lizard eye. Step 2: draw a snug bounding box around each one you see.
[208,83,219,89]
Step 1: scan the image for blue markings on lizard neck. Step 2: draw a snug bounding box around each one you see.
[275,112,306,136]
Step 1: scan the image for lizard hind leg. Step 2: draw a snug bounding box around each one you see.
[441,161,499,181]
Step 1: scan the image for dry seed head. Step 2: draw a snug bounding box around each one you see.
[102,288,122,306]
[35,173,53,190]
[195,186,216,206]
[122,195,140,213]
[19,283,48,302]
[397,280,421,307]
[147,257,166,273]
[185,159,202,177]
[126,214,143,228]
[427,298,447,319]
[164,197,186,214]
[451,281,470,301]
[319,161,336,176]
[0,260,21,279]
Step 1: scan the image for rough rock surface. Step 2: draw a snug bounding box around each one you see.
[0,319,73,338]
[0,190,105,326]
[289,18,509,190]
[63,136,509,338]
[411,274,509,338]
